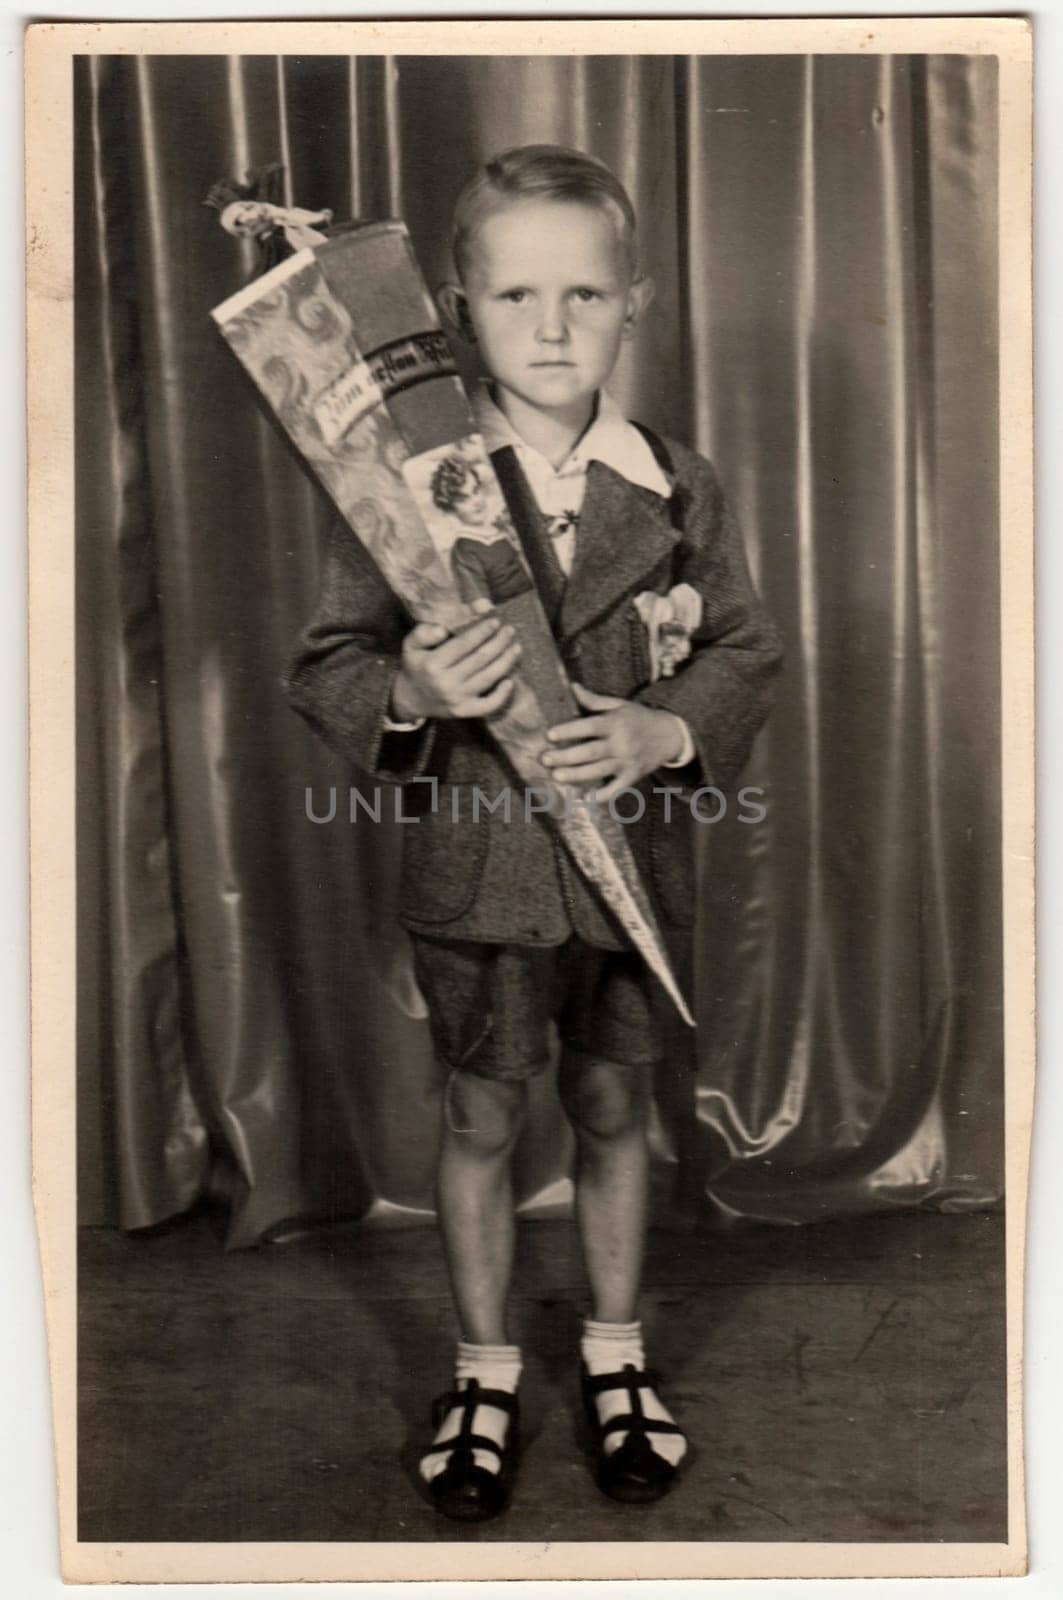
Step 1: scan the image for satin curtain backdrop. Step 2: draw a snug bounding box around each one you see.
[75,54,1001,1246]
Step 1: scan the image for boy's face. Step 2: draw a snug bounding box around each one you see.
[450,478,489,528]
[221,200,277,239]
[451,199,650,419]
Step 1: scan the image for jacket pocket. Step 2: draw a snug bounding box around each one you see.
[400,785,489,924]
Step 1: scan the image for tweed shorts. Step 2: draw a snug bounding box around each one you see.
[410,934,664,1082]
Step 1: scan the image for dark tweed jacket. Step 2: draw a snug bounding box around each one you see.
[284,435,783,949]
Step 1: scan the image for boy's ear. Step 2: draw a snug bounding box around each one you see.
[437,282,476,344]
[623,275,655,337]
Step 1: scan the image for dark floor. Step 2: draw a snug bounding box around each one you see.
[78,1208,1007,1545]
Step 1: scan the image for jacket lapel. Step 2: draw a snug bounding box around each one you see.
[559,462,680,641]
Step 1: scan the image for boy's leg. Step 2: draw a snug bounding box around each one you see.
[561,1049,688,1483]
[436,1069,526,1345]
[558,1051,650,1324]
[410,937,554,1512]
[414,937,552,1342]
[419,1068,527,1498]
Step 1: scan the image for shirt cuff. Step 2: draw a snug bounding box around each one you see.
[382,713,427,733]
[660,714,696,769]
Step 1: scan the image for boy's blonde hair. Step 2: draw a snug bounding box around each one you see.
[452,144,638,281]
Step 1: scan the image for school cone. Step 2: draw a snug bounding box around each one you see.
[210,217,695,1027]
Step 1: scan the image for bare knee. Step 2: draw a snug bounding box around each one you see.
[443,1070,527,1159]
[560,1057,648,1142]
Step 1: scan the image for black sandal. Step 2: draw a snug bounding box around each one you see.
[581,1362,686,1504]
[420,1379,519,1523]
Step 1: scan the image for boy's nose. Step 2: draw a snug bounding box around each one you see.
[536,301,569,343]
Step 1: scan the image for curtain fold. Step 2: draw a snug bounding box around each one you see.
[75,53,1001,1245]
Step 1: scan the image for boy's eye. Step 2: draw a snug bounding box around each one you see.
[573,288,601,303]
[501,290,528,304]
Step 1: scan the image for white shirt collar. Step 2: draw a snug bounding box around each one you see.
[472,385,672,501]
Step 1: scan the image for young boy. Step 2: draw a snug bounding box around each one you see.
[286,145,782,1521]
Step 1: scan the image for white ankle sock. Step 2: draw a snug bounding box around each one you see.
[419,1341,522,1482]
[580,1318,687,1467]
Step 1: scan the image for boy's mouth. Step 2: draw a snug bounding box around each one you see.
[530,360,576,368]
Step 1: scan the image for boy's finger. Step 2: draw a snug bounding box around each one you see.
[437,615,504,666]
[462,642,522,696]
[547,713,610,744]
[592,774,638,805]
[548,759,617,787]
[456,627,519,678]
[541,738,610,769]
[407,621,450,650]
[459,678,514,718]
[572,681,624,711]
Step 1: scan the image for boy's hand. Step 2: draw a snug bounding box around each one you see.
[392,605,521,721]
[542,683,686,803]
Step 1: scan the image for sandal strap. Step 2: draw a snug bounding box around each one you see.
[421,1430,504,1462]
[422,1377,518,1471]
[430,1381,518,1430]
[600,1414,685,1437]
[608,1428,679,1480]
[583,1364,663,1397]
[455,1385,518,1414]
[584,1364,685,1447]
